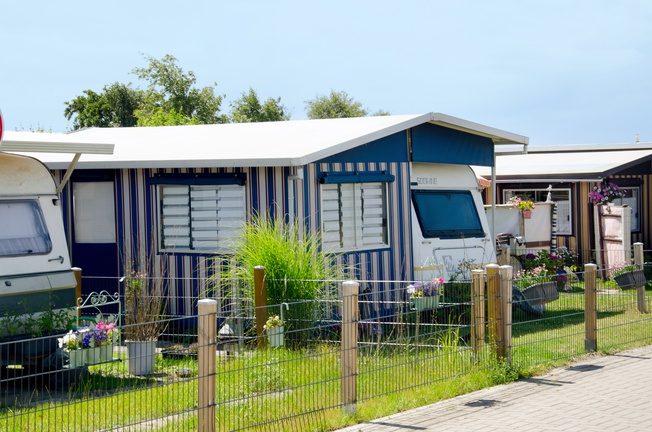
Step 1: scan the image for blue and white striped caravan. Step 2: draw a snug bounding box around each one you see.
[10,113,528,317]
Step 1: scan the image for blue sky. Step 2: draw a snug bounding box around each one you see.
[2,0,651,145]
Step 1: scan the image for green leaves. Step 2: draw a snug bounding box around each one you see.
[305,90,369,119]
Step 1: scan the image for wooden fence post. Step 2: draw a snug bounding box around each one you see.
[198,299,217,432]
[471,269,485,355]
[72,267,82,318]
[499,265,513,365]
[498,245,510,266]
[486,264,503,360]
[584,263,597,352]
[254,266,268,347]
[341,280,359,415]
[633,242,648,313]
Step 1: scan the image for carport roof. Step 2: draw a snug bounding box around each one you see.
[474,143,652,181]
[3,113,528,169]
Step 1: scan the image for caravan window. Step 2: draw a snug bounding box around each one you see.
[411,190,485,239]
[158,184,246,253]
[0,200,52,257]
[321,182,389,252]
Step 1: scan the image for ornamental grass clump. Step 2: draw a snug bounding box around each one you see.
[213,212,343,345]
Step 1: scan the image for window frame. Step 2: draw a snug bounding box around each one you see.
[503,187,573,235]
[320,180,391,253]
[155,180,247,254]
[411,189,486,239]
[612,186,640,232]
[0,200,52,257]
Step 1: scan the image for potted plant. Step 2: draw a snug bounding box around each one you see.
[407,277,444,311]
[122,247,168,375]
[58,321,118,368]
[611,261,645,290]
[264,314,284,348]
[508,196,536,219]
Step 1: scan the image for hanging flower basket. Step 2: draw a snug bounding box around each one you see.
[614,270,645,290]
[407,278,444,311]
[522,281,559,306]
[522,209,532,219]
[410,295,442,311]
[267,326,284,348]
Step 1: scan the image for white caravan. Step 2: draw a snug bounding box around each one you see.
[410,163,496,281]
[0,126,113,375]
[0,152,77,329]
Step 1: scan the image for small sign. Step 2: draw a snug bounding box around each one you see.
[416,177,438,185]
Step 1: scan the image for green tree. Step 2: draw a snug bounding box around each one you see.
[132,54,226,125]
[229,88,290,123]
[64,54,226,129]
[305,90,370,119]
[64,89,112,130]
[64,83,143,130]
[104,82,144,127]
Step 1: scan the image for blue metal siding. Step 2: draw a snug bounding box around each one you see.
[411,123,494,166]
[313,161,412,285]
[318,132,409,164]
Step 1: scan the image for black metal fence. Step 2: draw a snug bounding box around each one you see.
[0,263,651,431]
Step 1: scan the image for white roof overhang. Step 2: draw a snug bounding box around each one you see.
[7,113,527,170]
[1,131,115,192]
[474,148,652,182]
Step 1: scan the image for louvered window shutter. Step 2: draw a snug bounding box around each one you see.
[161,185,245,251]
[321,182,388,252]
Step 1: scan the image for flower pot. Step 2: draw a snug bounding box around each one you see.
[126,340,157,375]
[68,349,86,369]
[522,282,558,306]
[614,270,645,290]
[86,345,113,364]
[410,295,441,311]
[267,326,284,348]
[522,209,532,219]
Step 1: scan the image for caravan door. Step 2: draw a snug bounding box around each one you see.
[410,163,495,281]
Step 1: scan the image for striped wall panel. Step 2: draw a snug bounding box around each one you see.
[55,162,415,317]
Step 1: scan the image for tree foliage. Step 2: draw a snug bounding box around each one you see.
[64,54,226,129]
[229,88,290,123]
[64,55,387,129]
[305,90,370,119]
[132,54,227,125]
[64,83,143,130]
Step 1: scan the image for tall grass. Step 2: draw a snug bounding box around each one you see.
[211,213,344,342]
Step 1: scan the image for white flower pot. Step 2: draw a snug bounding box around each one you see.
[86,345,114,364]
[410,295,441,311]
[267,326,284,348]
[68,349,86,368]
[126,340,157,375]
